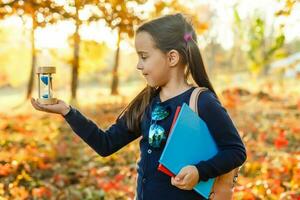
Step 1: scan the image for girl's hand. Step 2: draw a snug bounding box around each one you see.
[31,98,71,116]
[171,165,199,190]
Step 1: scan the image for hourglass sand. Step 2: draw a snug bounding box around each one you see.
[36,66,58,105]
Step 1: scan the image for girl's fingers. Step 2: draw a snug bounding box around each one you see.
[31,98,49,112]
[171,177,186,187]
[31,98,42,110]
[31,98,64,115]
[182,173,191,183]
[174,184,186,190]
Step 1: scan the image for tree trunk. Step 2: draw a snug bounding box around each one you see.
[71,1,80,101]
[26,13,37,100]
[111,30,121,95]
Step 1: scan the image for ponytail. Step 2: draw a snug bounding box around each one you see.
[185,34,219,99]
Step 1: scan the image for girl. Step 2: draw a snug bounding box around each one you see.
[31,13,247,200]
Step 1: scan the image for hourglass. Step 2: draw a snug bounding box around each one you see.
[36,66,58,105]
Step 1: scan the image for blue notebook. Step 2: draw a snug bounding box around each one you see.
[159,102,218,199]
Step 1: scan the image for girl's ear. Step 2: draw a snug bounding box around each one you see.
[167,49,180,67]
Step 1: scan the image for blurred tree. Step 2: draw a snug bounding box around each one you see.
[0,0,16,11]
[0,0,65,100]
[1,0,106,102]
[232,0,299,76]
[247,17,285,75]
[275,0,298,16]
[58,0,114,101]
[53,38,110,78]
[0,1,20,88]
[91,0,147,95]
[0,26,31,88]
[231,5,247,72]
[152,0,209,34]
[78,40,110,76]
[58,0,86,102]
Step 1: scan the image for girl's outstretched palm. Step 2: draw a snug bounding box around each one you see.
[31,98,70,116]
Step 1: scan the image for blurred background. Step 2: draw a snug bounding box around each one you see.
[0,0,299,199]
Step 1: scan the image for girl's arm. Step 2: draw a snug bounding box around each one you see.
[195,90,247,182]
[63,106,141,157]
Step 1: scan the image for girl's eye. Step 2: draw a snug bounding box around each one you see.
[141,55,147,60]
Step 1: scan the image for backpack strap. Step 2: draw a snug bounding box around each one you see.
[189,86,240,199]
[189,87,208,113]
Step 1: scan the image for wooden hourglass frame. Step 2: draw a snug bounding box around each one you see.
[36,66,58,105]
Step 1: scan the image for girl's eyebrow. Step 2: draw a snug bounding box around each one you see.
[137,51,148,54]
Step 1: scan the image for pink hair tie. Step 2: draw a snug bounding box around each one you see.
[184,33,193,43]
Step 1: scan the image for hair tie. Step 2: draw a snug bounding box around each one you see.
[184,33,193,43]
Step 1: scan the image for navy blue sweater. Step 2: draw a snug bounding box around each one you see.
[63,87,247,200]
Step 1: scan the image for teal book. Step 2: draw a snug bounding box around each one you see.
[158,103,218,199]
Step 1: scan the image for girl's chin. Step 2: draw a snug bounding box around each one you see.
[145,81,155,87]
[145,78,160,88]
[147,83,160,88]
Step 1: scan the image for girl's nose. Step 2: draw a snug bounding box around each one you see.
[136,62,143,71]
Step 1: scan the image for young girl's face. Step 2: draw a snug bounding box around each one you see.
[135,31,170,87]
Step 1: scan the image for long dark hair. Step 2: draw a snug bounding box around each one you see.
[118,13,218,135]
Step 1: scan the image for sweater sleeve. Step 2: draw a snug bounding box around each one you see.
[194,90,247,182]
[63,106,141,157]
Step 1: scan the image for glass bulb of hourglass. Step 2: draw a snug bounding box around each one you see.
[40,75,53,99]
